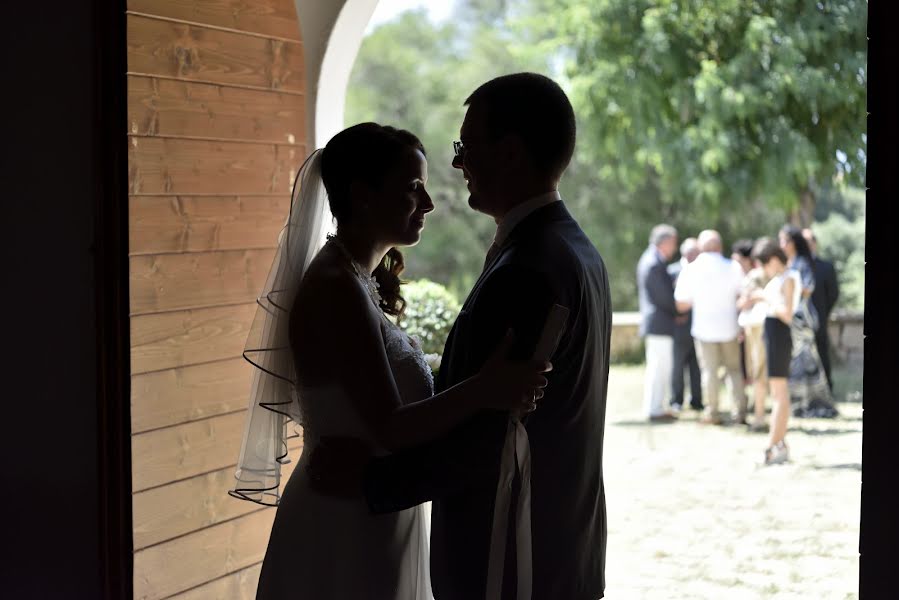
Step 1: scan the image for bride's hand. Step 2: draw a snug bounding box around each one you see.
[476,330,552,414]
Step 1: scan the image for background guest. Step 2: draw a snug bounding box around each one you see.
[751,238,801,465]
[802,227,840,392]
[675,230,747,425]
[779,226,837,417]
[637,224,680,422]
[668,237,703,412]
[731,238,756,386]
[737,238,772,432]
[731,239,755,274]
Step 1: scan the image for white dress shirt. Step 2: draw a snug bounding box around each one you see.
[494,191,561,246]
[674,251,744,342]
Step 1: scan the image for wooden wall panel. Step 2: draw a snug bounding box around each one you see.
[128,0,302,41]
[132,410,248,492]
[129,195,288,255]
[133,447,300,549]
[130,303,256,374]
[130,248,275,315]
[134,509,275,599]
[169,563,263,600]
[128,137,301,195]
[127,14,303,91]
[131,357,251,433]
[127,0,304,594]
[132,408,302,492]
[128,76,304,143]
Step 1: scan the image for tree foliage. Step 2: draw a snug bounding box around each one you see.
[524,0,867,222]
[344,0,866,310]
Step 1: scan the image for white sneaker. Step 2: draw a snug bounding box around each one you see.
[764,441,790,465]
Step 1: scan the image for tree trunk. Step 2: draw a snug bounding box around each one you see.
[790,186,816,227]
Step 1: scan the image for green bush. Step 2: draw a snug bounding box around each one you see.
[813,186,865,311]
[610,339,647,366]
[399,279,462,356]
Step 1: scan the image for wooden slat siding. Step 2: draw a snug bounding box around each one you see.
[133,444,301,549]
[129,195,288,255]
[133,409,300,492]
[127,0,304,595]
[131,357,250,433]
[169,563,262,600]
[134,509,275,599]
[132,410,243,492]
[130,303,256,375]
[128,136,300,195]
[128,0,301,41]
[127,14,303,92]
[130,248,275,315]
[128,76,304,143]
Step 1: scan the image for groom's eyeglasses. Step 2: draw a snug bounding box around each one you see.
[452,141,466,168]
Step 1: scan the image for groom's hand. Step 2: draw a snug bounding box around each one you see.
[306,436,373,498]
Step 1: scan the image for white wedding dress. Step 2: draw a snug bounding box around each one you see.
[255,312,435,600]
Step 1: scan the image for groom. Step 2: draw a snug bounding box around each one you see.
[323,73,611,599]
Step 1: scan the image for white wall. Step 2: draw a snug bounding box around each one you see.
[295,0,379,147]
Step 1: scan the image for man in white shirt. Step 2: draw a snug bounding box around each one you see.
[674,230,747,425]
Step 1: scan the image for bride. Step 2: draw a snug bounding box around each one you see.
[229,123,550,599]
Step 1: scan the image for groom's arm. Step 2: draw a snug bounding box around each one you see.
[362,264,556,514]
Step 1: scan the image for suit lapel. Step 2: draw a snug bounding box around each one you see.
[440,201,573,389]
[465,201,571,309]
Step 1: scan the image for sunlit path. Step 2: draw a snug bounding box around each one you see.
[602,366,861,599]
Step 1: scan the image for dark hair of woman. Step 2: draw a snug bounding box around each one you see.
[780,225,813,262]
[751,237,788,265]
[320,122,426,317]
[732,238,754,259]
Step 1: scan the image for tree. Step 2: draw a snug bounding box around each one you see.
[345,0,866,311]
[523,0,867,225]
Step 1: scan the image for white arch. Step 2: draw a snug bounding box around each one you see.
[294,0,379,148]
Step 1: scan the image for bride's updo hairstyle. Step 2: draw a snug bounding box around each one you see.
[320,122,426,318]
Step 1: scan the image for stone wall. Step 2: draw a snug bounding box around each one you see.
[610,311,865,365]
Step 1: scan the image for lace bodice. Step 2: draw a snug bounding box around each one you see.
[382,318,435,402]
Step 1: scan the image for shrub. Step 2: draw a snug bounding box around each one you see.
[399,279,462,356]
[813,214,864,312]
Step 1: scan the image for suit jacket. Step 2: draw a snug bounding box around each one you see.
[811,256,839,327]
[667,262,693,344]
[636,246,677,337]
[363,201,611,600]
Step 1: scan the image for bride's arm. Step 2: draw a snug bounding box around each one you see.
[360,264,559,512]
[298,272,545,452]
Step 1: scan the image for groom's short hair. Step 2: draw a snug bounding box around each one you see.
[465,72,576,180]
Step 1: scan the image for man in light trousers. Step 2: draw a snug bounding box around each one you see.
[674,230,747,425]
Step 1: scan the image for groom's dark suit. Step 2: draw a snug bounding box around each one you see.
[363,201,611,600]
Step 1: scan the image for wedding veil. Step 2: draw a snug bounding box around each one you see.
[229,149,331,506]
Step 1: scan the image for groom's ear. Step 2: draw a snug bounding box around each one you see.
[499,133,528,167]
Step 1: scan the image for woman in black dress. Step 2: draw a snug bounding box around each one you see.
[778,226,837,418]
[751,239,800,465]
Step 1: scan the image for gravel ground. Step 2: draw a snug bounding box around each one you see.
[602,365,862,599]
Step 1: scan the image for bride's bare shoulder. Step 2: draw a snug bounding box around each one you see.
[290,248,378,339]
[296,250,341,293]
